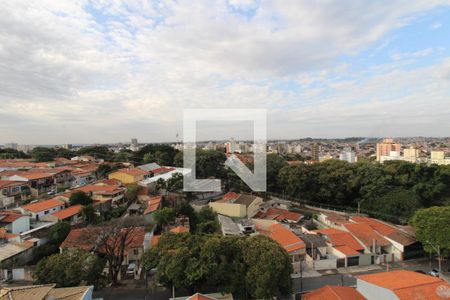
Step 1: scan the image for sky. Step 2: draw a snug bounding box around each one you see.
[1,0,450,144]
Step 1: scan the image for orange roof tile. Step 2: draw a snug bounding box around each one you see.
[357,270,450,300]
[151,167,175,174]
[0,180,27,188]
[150,235,161,247]
[334,245,360,256]
[313,228,364,252]
[115,168,148,176]
[51,205,83,220]
[344,223,391,247]
[170,225,189,234]
[351,216,416,246]
[266,223,305,253]
[304,285,366,300]
[0,211,26,223]
[266,207,302,222]
[186,293,216,300]
[143,196,162,215]
[22,198,65,213]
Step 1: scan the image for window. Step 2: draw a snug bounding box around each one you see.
[133,249,139,255]
[44,210,49,214]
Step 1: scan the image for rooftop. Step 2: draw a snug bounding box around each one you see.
[115,168,148,176]
[51,205,83,220]
[0,284,93,300]
[304,285,365,300]
[266,223,305,253]
[357,270,450,300]
[22,199,65,213]
[143,196,162,215]
[343,223,391,247]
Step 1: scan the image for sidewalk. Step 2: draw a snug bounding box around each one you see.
[337,265,383,274]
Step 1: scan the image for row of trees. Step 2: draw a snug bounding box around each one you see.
[277,159,450,223]
[142,233,292,299]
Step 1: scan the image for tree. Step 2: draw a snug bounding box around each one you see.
[49,221,71,245]
[143,233,292,298]
[241,235,292,298]
[35,249,104,287]
[81,204,99,224]
[77,146,113,161]
[0,148,29,159]
[266,154,288,192]
[69,191,93,206]
[96,217,145,285]
[125,185,138,203]
[195,207,219,234]
[153,207,176,229]
[96,164,115,179]
[411,206,450,256]
[31,147,57,162]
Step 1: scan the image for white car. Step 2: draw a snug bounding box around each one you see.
[429,268,440,277]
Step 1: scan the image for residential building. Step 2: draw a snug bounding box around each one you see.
[312,228,366,267]
[254,207,302,223]
[0,284,93,300]
[0,211,30,234]
[311,143,320,161]
[137,162,161,172]
[0,229,35,267]
[143,196,162,222]
[108,168,150,185]
[171,292,233,300]
[356,270,450,300]
[7,172,55,196]
[19,198,66,221]
[0,180,30,202]
[41,205,83,224]
[60,226,146,270]
[304,285,365,300]
[350,216,421,260]
[339,147,357,163]
[376,139,401,162]
[343,223,392,256]
[209,192,263,218]
[256,221,305,274]
[430,150,450,165]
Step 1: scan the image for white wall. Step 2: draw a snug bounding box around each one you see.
[356,279,398,300]
[10,216,30,234]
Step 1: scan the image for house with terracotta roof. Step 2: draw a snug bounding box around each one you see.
[0,211,30,234]
[0,284,94,300]
[171,292,233,300]
[356,270,450,300]
[343,223,392,256]
[254,220,305,274]
[0,228,35,267]
[254,207,302,223]
[108,168,150,185]
[0,180,30,203]
[7,172,55,197]
[312,228,366,267]
[304,285,365,300]
[143,196,162,222]
[41,205,83,224]
[209,193,263,218]
[19,199,66,221]
[61,226,146,268]
[350,216,422,261]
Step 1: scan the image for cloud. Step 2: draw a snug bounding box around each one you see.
[0,0,450,143]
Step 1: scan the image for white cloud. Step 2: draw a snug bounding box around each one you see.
[0,0,450,143]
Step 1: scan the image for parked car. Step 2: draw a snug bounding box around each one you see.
[429,268,440,277]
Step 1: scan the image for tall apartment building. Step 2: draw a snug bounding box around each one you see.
[376,139,401,162]
[311,143,320,161]
[339,147,357,163]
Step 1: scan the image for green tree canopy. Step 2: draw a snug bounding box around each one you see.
[69,191,93,206]
[35,249,104,287]
[142,233,292,298]
[411,206,450,256]
[31,147,57,162]
[49,221,71,245]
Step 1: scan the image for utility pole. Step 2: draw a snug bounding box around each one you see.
[426,240,442,276]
